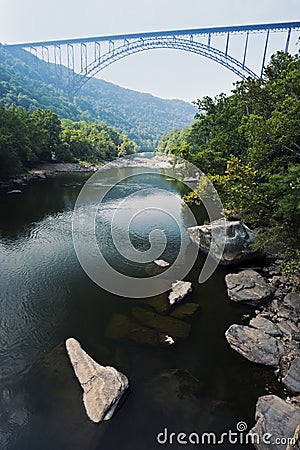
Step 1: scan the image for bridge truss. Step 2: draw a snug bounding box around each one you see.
[2,22,300,96]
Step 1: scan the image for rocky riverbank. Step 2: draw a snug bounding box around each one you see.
[225,262,299,393]
[0,154,175,192]
[188,218,299,448]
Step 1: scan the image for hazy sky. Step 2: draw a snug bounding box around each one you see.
[1,0,300,102]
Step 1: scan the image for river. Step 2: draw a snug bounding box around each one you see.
[0,155,282,450]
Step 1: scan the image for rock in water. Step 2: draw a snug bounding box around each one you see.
[250,395,300,450]
[7,189,22,194]
[65,338,129,423]
[132,307,191,339]
[225,324,281,368]
[153,259,170,267]
[168,281,192,305]
[225,270,272,306]
[188,218,260,266]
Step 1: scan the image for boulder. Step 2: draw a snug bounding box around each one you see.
[276,319,300,341]
[225,270,272,306]
[287,424,300,450]
[281,292,300,319]
[65,338,129,423]
[153,259,170,268]
[250,395,300,450]
[168,280,192,305]
[225,324,281,368]
[249,315,282,337]
[188,218,260,266]
[283,358,300,394]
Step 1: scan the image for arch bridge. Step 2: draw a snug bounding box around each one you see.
[3,21,300,96]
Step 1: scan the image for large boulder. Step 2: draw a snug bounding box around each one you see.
[65,338,129,423]
[225,324,281,368]
[188,218,260,266]
[250,395,300,450]
[249,315,281,337]
[283,358,300,394]
[225,270,273,306]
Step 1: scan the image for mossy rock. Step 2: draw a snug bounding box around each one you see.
[132,307,190,339]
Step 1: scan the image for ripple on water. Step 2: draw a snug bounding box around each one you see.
[0,211,75,385]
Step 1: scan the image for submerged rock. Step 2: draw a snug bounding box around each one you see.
[225,270,273,306]
[145,369,203,418]
[188,218,260,266]
[65,338,129,423]
[132,307,191,339]
[168,280,192,305]
[225,324,281,368]
[170,302,199,320]
[250,395,300,450]
[106,314,167,346]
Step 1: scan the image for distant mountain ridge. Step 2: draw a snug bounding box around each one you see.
[0,46,196,151]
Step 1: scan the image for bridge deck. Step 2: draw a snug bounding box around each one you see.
[3,21,300,48]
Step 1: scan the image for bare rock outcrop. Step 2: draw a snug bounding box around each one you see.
[188,218,260,266]
[225,324,281,368]
[168,280,192,305]
[66,338,129,423]
[225,270,273,306]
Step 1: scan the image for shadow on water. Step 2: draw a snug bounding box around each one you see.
[0,170,284,450]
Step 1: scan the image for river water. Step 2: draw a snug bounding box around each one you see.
[0,156,282,450]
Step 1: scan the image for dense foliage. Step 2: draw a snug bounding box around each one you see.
[157,51,300,277]
[0,105,136,178]
[0,46,195,152]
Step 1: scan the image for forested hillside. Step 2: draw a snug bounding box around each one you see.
[0,105,136,178]
[0,46,195,151]
[157,51,300,279]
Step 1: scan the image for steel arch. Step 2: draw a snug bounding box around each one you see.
[73,36,258,93]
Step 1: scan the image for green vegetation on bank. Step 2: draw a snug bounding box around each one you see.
[157,51,300,280]
[0,105,136,178]
[0,46,195,152]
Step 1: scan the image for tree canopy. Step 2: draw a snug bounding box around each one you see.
[0,105,137,178]
[157,51,300,280]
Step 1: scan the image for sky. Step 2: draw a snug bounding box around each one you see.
[1,0,300,103]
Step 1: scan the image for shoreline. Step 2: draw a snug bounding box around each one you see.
[0,162,101,192]
[0,154,175,192]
